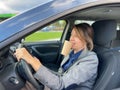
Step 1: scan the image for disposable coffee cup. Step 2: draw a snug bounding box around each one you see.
[61,40,72,56]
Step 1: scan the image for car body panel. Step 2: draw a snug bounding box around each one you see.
[0,0,96,42]
[1,0,120,49]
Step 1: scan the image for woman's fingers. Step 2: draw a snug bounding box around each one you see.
[14,48,34,65]
[14,48,27,60]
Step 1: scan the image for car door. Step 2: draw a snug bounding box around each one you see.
[23,20,66,71]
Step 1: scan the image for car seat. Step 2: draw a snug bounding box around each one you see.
[92,20,120,90]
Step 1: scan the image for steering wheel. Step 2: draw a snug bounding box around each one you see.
[17,59,44,89]
[15,41,44,89]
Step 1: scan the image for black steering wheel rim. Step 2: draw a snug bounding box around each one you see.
[17,59,44,90]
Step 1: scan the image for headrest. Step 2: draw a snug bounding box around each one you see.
[92,20,117,46]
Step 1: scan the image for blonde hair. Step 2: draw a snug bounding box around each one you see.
[74,23,94,51]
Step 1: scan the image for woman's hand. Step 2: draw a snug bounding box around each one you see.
[15,48,32,63]
[14,48,41,71]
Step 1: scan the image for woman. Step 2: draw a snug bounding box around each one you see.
[15,23,98,90]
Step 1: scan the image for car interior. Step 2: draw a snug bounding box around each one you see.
[1,2,120,90]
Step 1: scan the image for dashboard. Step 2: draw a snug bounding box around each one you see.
[0,42,25,90]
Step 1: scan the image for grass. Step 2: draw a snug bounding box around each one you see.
[0,13,16,18]
[25,31,62,42]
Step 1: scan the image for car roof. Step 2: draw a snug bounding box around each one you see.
[0,0,120,49]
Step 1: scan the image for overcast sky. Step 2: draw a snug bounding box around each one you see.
[0,0,53,14]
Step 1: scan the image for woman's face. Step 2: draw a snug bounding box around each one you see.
[70,28,86,53]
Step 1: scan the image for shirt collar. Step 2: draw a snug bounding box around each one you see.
[70,50,83,59]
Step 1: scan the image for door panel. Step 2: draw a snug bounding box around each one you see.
[24,41,61,71]
[31,43,59,63]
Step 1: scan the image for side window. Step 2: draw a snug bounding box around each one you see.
[25,20,66,42]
